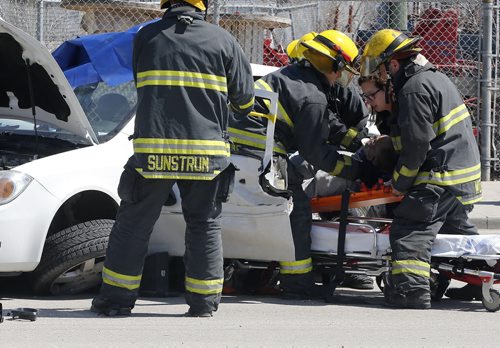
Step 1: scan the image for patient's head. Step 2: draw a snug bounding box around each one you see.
[95,93,130,122]
[363,135,397,173]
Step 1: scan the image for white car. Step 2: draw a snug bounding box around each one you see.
[0,18,291,295]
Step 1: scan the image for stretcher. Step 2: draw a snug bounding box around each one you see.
[309,190,500,312]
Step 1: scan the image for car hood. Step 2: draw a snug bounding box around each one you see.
[0,18,97,144]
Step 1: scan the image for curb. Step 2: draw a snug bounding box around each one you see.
[470,217,500,230]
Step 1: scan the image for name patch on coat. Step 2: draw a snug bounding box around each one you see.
[147,155,210,173]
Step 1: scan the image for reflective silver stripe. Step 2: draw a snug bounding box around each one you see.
[102,267,142,290]
[228,127,286,154]
[280,258,313,275]
[185,276,224,295]
[136,70,228,93]
[432,104,470,136]
[254,80,294,128]
[392,260,430,278]
[414,164,481,186]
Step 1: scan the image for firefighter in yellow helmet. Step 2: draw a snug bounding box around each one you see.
[91,0,254,317]
[286,32,318,63]
[229,29,372,299]
[360,29,481,308]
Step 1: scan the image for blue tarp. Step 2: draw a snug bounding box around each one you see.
[52,20,159,89]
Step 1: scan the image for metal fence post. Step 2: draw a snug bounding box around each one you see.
[481,0,494,180]
[36,0,45,43]
[212,0,220,26]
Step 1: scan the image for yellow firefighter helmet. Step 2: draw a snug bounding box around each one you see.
[300,29,360,75]
[160,0,206,11]
[360,29,421,76]
[286,32,318,61]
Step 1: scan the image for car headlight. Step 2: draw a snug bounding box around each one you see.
[0,171,33,205]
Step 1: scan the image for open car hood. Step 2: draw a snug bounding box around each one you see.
[0,18,97,144]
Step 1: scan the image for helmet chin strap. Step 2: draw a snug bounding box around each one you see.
[378,63,393,105]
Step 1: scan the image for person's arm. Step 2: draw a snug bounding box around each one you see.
[328,85,370,152]
[391,91,435,194]
[226,39,255,116]
[294,101,359,180]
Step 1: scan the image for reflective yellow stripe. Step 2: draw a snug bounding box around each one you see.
[228,127,286,154]
[103,267,142,281]
[415,164,481,186]
[340,128,358,148]
[136,168,220,180]
[185,276,224,295]
[255,80,294,128]
[102,267,142,290]
[392,260,430,278]
[399,165,419,178]
[432,104,470,136]
[134,139,226,146]
[238,97,255,110]
[393,165,418,183]
[280,258,313,275]
[391,136,402,151]
[133,138,230,157]
[136,70,228,92]
[457,194,482,205]
[330,155,351,176]
[392,170,399,182]
[137,70,227,82]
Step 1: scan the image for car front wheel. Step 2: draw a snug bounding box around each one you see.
[32,219,113,295]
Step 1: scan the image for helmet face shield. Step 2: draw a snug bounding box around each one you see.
[360,55,383,77]
[335,69,355,88]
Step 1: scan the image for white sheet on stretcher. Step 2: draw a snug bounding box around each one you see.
[311,222,500,258]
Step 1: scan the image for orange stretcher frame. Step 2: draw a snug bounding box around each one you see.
[310,187,403,213]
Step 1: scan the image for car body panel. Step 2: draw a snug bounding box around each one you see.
[0,179,60,271]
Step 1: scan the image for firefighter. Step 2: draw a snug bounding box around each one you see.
[284,32,376,290]
[91,0,254,317]
[229,29,364,299]
[360,29,481,309]
[286,32,317,64]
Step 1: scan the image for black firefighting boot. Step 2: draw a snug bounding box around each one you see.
[445,284,482,301]
[185,308,213,318]
[340,274,375,290]
[91,296,135,316]
[384,286,431,309]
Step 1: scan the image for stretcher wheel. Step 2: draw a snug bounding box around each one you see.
[482,289,500,312]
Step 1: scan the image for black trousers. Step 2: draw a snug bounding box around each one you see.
[389,184,477,296]
[100,157,233,312]
[278,161,315,292]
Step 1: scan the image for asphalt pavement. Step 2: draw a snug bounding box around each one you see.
[1,181,500,347]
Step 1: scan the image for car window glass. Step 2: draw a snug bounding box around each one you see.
[75,80,136,141]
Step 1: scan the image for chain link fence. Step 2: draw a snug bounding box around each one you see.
[0,0,498,178]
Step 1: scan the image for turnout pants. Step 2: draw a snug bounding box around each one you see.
[389,184,477,298]
[100,159,233,313]
[279,161,314,293]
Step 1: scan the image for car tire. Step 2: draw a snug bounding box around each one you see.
[32,219,113,295]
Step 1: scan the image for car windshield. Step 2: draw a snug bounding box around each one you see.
[75,80,137,142]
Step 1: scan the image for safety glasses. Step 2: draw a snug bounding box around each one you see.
[361,88,382,102]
